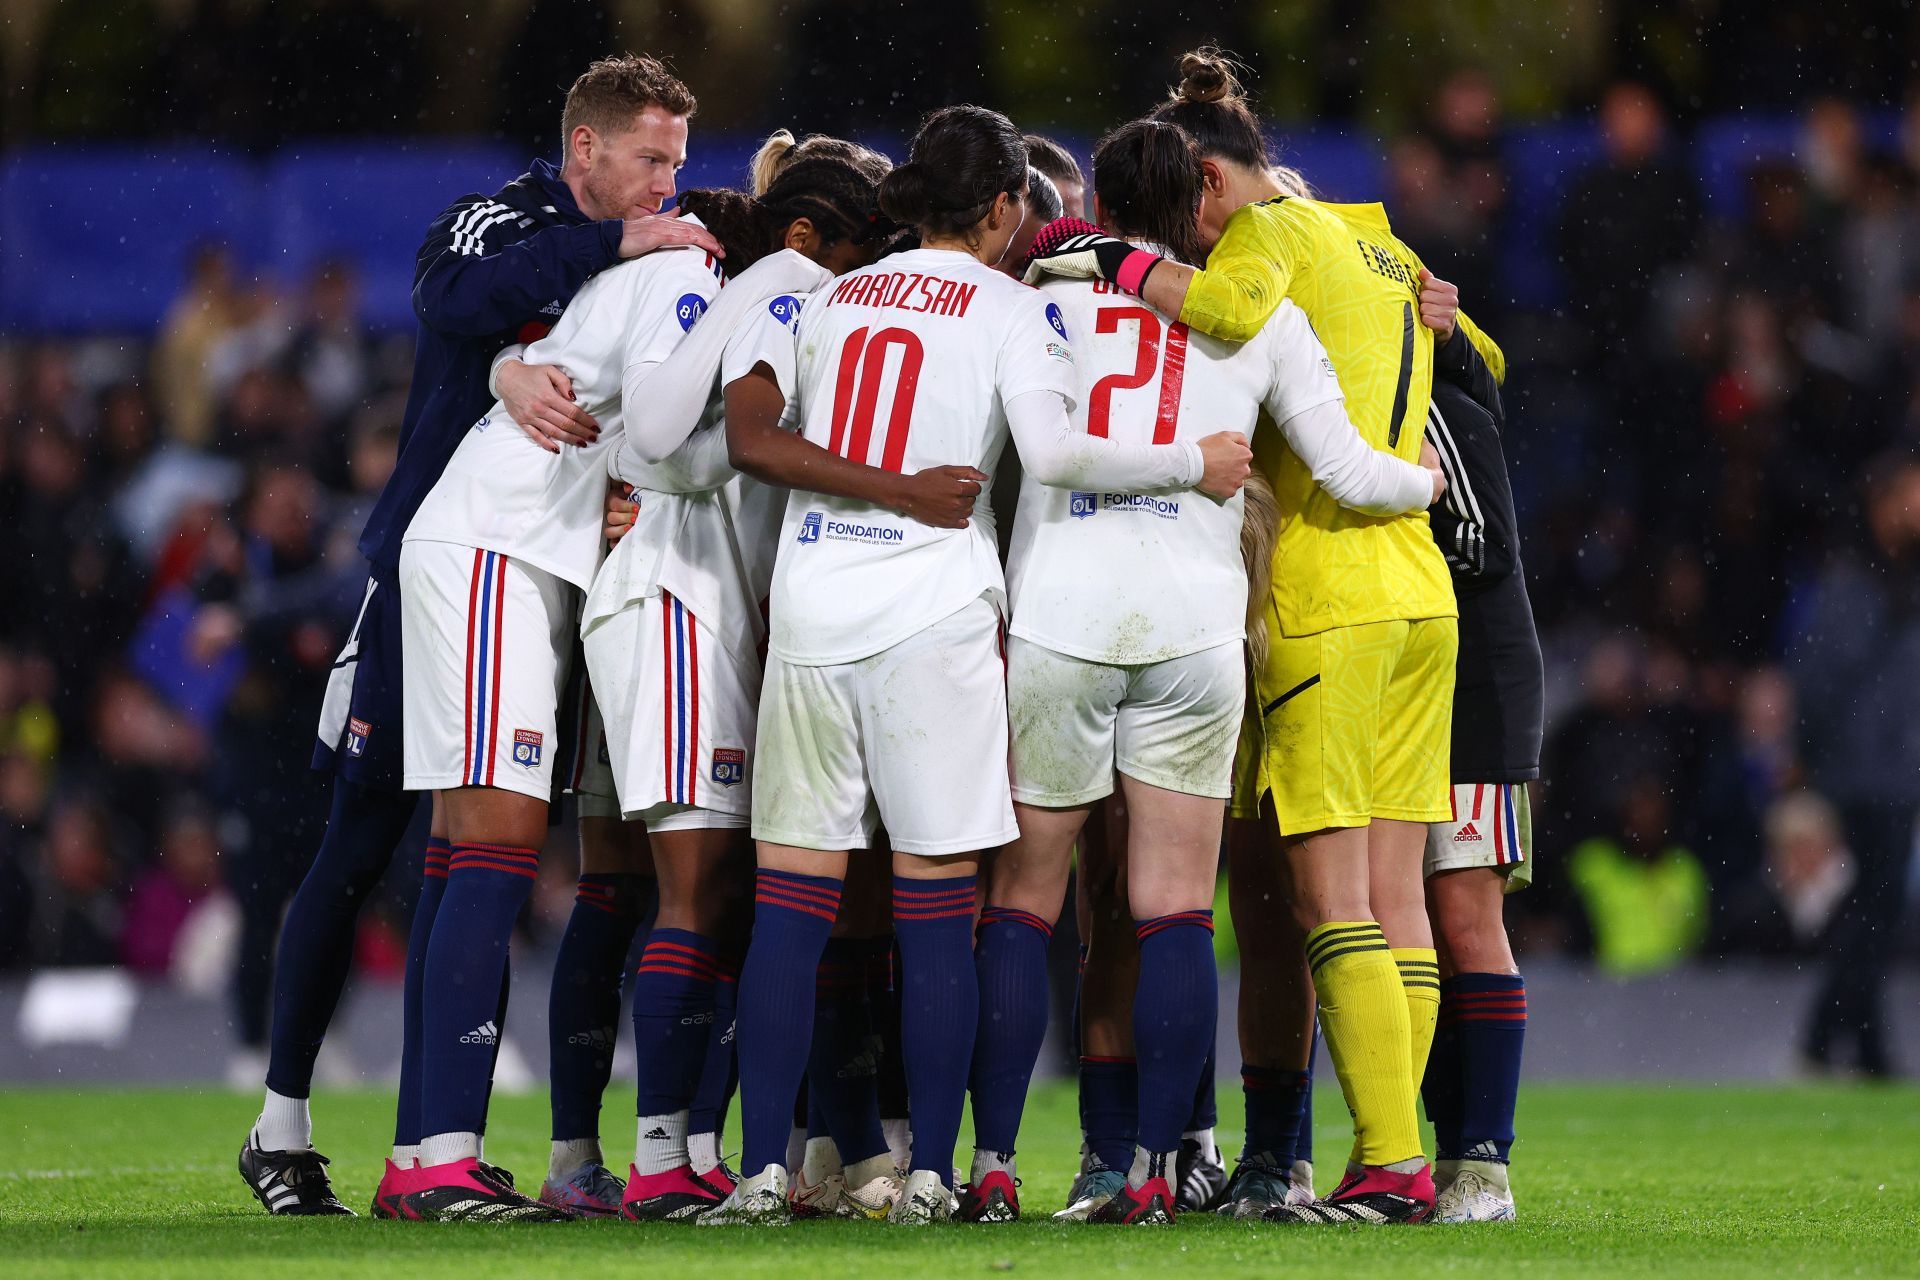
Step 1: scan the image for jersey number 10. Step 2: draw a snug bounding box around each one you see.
[1089,306,1189,443]
[828,325,925,472]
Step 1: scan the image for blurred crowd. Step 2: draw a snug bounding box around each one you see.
[2,76,1918,1075]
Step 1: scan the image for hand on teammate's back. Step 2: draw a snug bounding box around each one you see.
[604,479,638,546]
[1417,268,1459,341]
[1419,438,1448,505]
[619,210,725,261]
[498,359,598,452]
[891,465,989,529]
[1196,431,1253,500]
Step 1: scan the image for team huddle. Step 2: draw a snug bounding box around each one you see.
[239,46,1543,1230]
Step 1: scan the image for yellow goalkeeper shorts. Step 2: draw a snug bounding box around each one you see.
[1230,616,1456,835]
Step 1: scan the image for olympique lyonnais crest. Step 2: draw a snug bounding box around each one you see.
[712,747,745,787]
[797,511,823,544]
[513,728,544,768]
[1069,491,1096,519]
[346,718,372,756]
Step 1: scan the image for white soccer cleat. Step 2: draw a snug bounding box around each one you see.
[887,1169,957,1224]
[840,1167,905,1219]
[1287,1159,1317,1207]
[788,1166,846,1218]
[1432,1158,1516,1223]
[697,1164,791,1226]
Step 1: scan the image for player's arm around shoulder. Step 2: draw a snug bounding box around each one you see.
[1176,201,1297,344]
[412,193,623,338]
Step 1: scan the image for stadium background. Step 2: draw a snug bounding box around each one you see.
[1,0,1917,1088]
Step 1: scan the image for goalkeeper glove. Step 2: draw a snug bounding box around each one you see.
[1020,217,1165,296]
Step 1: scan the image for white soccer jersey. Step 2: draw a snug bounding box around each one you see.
[770,248,1077,665]
[405,227,725,590]
[1006,277,1345,665]
[583,290,806,666]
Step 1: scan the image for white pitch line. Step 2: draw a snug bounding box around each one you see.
[2,1162,225,1181]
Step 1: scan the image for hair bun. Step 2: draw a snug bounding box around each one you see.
[1175,48,1241,105]
[877,160,933,225]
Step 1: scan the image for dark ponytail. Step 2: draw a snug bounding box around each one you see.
[879,105,1028,241]
[679,154,890,274]
[1147,46,1271,174]
[1091,119,1205,266]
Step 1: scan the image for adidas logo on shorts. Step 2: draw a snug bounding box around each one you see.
[460,1020,500,1045]
[1452,822,1482,843]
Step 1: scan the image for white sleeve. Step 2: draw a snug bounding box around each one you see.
[612,424,733,494]
[616,253,721,468]
[1006,389,1202,491]
[620,251,827,469]
[721,294,805,400]
[1276,399,1433,516]
[487,343,527,401]
[1259,301,1345,424]
[996,292,1082,410]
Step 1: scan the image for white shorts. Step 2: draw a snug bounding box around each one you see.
[399,541,579,802]
[583,589,758,825]
[1008,637,1242,806]
[753,594,1017,857]
[1424,782,1533,891]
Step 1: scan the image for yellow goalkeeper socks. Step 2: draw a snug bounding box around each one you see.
[1395,947,1441,1087]
[1306,921,1422,1168]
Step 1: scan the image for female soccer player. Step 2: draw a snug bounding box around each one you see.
[1030,50,1500,1224]
[701,104,1250,1227]
[578,156,904,1221]
[969,120,1443,1226]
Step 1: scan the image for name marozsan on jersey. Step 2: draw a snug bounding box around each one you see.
[770,247,1077,667]
[404,224,725,591]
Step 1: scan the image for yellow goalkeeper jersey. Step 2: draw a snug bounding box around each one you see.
[1181,196,1489,637]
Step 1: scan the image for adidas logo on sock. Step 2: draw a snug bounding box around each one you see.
[1452,823,1481,843]
[567,1026,615,1048]
[642,1126,672,1141]
[1461,1142,1504,1162]
[460,1020,500,1045]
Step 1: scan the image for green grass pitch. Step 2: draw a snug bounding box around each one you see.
[3,1082,1917,1277]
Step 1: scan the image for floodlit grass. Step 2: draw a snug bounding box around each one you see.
[2,1081,1917,1276]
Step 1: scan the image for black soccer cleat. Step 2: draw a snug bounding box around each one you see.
[1263,1163,1435,1225]
[1175,1137,1229,1213]
[392,1156,575,1223]
[239,1139,355,1216]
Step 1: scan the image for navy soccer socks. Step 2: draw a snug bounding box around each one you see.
[737,869,844,1177]
[1243,1064,1315,1169]
[894,875,979,1188]
[1130,911,1217,1179]
[808,937,890,1167]
[1425,973,1526,1163]
[629,927,733,1177]
[547,873,651,1168]
[392,836,451,1159]
[968,906,1053,1175]
[1080,1055,1139,1173]
[418,843,541,1164]
[687,952,740,1174]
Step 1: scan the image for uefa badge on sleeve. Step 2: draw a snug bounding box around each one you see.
[1069,492,1097,519]
[512,729,544,769]
[712,747,745,788]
